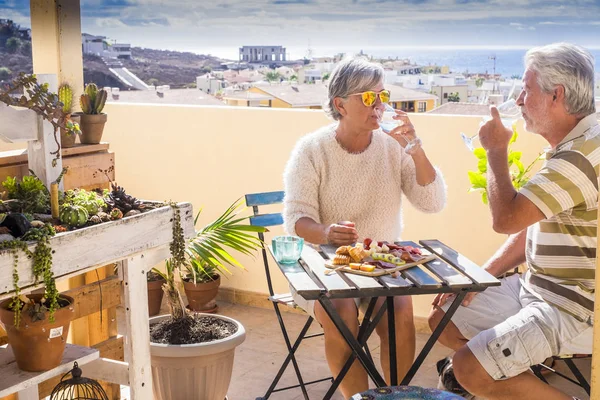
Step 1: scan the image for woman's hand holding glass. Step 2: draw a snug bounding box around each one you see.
[378,103,421,154]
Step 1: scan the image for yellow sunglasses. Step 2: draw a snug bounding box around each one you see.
[349,90,391,107]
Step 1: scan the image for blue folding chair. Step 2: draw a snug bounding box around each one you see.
[245,191,333,400]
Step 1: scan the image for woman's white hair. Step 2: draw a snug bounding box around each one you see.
[324,56,384,120]
[525,43,596,116]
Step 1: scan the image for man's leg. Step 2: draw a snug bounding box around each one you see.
[314,298,367,399]
[374,296,416,385]
[428,307,468,351]
[453,346,571,400]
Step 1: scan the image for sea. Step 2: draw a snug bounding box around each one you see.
[207,46,600,79]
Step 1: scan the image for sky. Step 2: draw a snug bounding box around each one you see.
[1,0,600,60]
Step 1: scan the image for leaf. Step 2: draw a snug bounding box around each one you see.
[468,171,487,189]
[514,159,525,174]
[509,130,518,145]
[477,159,487,173]
[508,151,522,162]
[482,191,488,205]
[473,147,487,160]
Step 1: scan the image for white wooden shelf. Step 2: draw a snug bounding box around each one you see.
[0,343,99,398]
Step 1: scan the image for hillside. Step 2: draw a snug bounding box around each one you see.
[0,21,227,89]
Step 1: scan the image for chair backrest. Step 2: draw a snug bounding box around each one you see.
[245,191,285,297]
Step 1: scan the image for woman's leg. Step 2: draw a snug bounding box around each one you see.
[314,298,367,399]
[374,296,416,385]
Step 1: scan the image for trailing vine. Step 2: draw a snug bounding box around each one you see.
[2,223,57,327]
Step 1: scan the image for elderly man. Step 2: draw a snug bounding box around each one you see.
[429,42,598,400]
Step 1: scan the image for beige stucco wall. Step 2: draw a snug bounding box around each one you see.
[0,105,547,318]
[98,104,547,318]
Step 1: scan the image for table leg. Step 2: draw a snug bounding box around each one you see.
[323,297,386,399]
[400,291,467,385]
[318,296,387,389]
[387,296,397,386]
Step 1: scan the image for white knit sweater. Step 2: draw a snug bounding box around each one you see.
[283,124,447,243]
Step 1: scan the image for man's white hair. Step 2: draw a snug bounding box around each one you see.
[525,43,596,116]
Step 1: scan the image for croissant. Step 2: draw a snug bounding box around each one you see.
[336,245,350,255]
[349,246,364,263]
[332,255,350,265]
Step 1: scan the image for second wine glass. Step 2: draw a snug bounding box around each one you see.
[460,99,521,151]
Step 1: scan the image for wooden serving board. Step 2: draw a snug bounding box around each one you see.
[325,254,437,277]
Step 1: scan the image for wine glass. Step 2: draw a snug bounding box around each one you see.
[460,99,521,151]
[378,103,421,153]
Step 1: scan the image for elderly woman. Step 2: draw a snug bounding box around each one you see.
[282,56,447,398]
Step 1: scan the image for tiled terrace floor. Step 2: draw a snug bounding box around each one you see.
[119,301,591,399]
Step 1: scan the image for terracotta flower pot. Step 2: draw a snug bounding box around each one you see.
[0,294,75,372]
[150,314,246,400]
[78,113,107,144]
[183,275,220,313]
[59,114,80,148]
[147,278,166,317]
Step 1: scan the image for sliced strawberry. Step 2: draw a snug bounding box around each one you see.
[364,238,372,247]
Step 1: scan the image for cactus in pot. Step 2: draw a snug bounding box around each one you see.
[77,83,108,144]
[57,83,80,148]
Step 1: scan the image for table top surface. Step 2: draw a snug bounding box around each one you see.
[270,239,500,300]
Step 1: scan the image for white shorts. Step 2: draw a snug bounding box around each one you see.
[441,274,593,380]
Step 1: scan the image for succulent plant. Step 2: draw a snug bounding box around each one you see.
[97,211,111,222]
[110,208,123,220]
[80,83,107,115]
[89,215,102,225]
[58,83,73,114]
[59,204,89,228]
[63,189,106,216]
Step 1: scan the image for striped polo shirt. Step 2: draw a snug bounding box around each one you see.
[520,113,600,323]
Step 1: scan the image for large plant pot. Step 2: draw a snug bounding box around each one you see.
[0,294,75,372]
[150,314,246,400]
[78,113,107,144]
[183,275,220,313]
[148,278,166,317]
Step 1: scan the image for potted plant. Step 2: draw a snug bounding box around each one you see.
[77,83,107,144]
[149,199,267,400]
[0,73,80,166]
[58,83,80,148]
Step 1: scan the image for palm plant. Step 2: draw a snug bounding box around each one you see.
[153,198,267,321]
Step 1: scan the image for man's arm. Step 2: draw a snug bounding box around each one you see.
[483,229,527,277]
[486,149,545,234]
[480,107,546,234]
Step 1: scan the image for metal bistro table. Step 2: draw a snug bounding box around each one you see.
[268,239,500,400]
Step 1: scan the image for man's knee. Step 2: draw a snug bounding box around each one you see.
[428,307,445,332]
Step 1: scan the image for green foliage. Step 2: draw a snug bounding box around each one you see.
[80,83,107,115]
[0,73,81,166]
[475,77,484,88]
[63,189,106,215]
[184,198,267,283]
[322,72,331,81]
[2,223,57,327]
[5,37,20,53]
[0,67,11,81]
[264,71,281,83]
[468,127,545,205]
[447,92,461,102]
[2,175,50,214]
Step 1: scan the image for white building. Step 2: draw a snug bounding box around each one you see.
[196,74,226,95]
[239,46,286,62]
[82,33,131,59]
